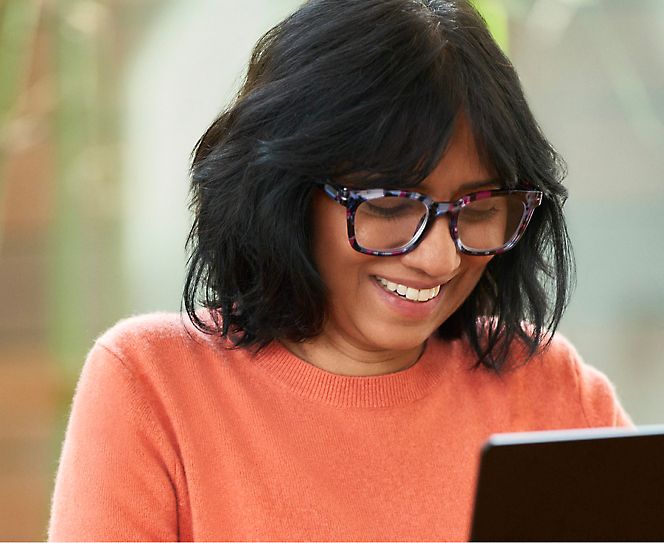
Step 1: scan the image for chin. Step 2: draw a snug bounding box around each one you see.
[359,320,442,352]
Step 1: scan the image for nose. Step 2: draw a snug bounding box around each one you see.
[399,216,461,278]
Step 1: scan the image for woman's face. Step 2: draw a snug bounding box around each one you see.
[310,118,494,370]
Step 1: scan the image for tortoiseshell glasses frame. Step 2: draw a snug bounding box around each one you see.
[319,183,543,257]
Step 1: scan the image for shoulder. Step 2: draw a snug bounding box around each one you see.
[536,334,632,427]
[97,312,199,348]
[94,312,219,358]
[525,333,610,399]
[86,312,229,386]
[493,332,632,428]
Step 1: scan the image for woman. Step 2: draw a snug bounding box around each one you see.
[49,0,631,540]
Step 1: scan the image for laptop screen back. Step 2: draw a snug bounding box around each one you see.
[469,425,664,541]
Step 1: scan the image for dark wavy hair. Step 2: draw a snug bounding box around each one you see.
[184,0,575,371]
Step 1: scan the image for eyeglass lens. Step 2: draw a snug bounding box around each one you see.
[353,195,527,253]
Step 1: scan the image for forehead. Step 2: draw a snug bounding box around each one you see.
[417,116,496,197]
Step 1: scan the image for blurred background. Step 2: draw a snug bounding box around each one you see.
[0,0,662,539]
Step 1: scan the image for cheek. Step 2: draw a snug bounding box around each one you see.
[439,256,492,324]
[311,193,355,283]
[459,255,492,290]
[469,254,493,274]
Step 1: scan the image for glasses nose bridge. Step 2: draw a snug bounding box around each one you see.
[431,201,455,220]
[425,200,459,241]
[412,200,461,257]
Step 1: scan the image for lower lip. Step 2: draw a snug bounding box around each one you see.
[371,276,445,319]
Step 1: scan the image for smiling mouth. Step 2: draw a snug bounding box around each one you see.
[374,276,442,303]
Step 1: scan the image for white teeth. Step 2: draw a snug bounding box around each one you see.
[376,276,442,303]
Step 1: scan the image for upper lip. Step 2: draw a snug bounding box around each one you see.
[373,275,445,290]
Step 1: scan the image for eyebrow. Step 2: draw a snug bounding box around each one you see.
[456,178,502,192]
[415,178,502,197]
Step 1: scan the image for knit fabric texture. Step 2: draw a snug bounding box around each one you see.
[49,313,631,541]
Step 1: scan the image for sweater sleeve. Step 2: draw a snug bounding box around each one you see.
[49,342,181,541]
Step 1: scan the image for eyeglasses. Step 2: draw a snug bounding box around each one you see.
[320,183,543,256]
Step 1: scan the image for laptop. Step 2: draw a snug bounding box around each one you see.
[469,425,664,541]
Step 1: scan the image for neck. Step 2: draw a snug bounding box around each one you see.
[280,335,425,377]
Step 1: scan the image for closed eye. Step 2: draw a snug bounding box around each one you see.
[460,206,499,222]
[360,198,424,220]
[364,202,412,217]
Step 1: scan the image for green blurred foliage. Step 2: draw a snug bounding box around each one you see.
[471,0,510,52]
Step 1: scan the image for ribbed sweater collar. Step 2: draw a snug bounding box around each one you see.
[249,337,454,408]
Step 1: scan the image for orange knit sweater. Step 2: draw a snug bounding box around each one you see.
[49,313,631,541]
